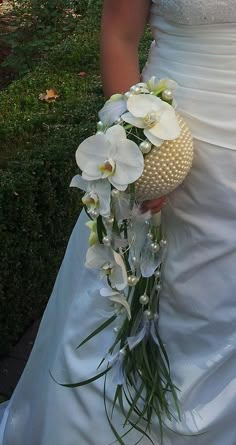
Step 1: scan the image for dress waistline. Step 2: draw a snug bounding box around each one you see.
[142,17,236,150]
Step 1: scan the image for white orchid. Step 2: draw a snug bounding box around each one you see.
[85,244,128,291]
[70,175,111,217]
[100,287,131,320]
[147,76,177,94]
[75,125,144,191]
[122,94,180,147]
[98,94,127,126]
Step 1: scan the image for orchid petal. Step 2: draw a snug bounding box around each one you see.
[149,109,180,141]
[99,98,127,126]
[143,129,163,147]
[76,134,111,179]
[111,140,144,188]
[109,295,131,320]
[85,244,114,270]
[70,174,89,191]
[91,180,111,217]
[105,124,127,143]
[100,287,117,297]
[81,171,102,181]
[127,94,163,117]
[112,251,128,290]
[121,112,145,128]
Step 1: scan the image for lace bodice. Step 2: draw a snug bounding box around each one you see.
[152,0,236,25]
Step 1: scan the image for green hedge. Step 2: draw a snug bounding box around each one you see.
[0,2,152,355]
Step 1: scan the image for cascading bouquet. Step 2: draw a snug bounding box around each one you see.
[63,77,193,443]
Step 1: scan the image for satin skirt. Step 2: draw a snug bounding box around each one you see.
[1,18,236,445]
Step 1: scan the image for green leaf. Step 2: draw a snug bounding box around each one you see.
[49,366,112,388]
[103,377,127,445]
[123,382,145,427]
[97,214,106,243]
[77,314,117,349]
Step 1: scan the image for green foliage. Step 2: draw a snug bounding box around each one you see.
[0,7,103,355]
[0,128,79,355]
[0,84,104,355]
[0,1,152,356]
[2,0,93,76]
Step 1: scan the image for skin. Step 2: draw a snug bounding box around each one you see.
[100,0,166,214]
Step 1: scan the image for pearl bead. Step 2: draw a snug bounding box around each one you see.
[90,209,99,218]
[156,284,161,292]
[162,89,173,101]
[151,243,160,253]
[155,270,161,278]
[114,117,122,125]
[160,239,167,247]
[139,141,152,154]
[104,215,114,226]
[128,275,138,286]
[144,310,153,320]
[113,327,119,334]
[147,232,153,240]
[97,121,104,131]
[102,236,111,246]
[131,256,138,265]
[130,85,141,94]
[139,294,150,305]
[111,189,120,198]
[124,91,133,99]
[134,114,194,201]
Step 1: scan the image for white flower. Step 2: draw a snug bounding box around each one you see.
[147,76,177,93]
[100,287,131,320]
[98,94,127,126]
[122,94,180,147]
[85,244,128,291]
[70,175,111,217]
[76,125,144,191]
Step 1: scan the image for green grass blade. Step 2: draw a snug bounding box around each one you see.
[77,314,117,349]
[49,366,112,388]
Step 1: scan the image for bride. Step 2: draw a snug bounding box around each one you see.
[1,0,236,444]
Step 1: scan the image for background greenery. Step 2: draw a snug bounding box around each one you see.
[0,0,152,355]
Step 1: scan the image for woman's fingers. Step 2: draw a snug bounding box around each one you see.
[140,196,166,214]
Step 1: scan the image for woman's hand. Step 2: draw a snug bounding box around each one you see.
[140,196,166,215]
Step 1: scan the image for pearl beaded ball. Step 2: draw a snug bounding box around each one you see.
[135,114,194,201]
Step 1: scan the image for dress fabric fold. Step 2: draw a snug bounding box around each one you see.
[1,1,236,444]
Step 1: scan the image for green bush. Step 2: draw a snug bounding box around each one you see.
[2,0,99,77]
[0,83,105,355]
[0,8,103,355]
[0,2,152,355]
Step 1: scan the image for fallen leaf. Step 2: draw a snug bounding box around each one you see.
[39,89,60,103]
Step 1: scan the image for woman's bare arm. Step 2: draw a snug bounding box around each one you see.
[100,0,151,97]
[100,0,164,214]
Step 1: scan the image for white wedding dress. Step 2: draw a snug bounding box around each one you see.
[1,1,236,444]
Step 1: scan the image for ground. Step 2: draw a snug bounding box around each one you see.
[0,0,17,89]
